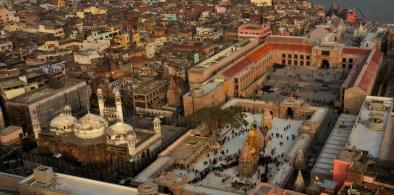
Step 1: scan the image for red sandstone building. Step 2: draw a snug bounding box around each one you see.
[183,35,384,116]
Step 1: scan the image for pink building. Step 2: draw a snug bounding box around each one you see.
[237,23,272,41]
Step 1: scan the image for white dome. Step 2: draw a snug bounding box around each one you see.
[74,113,108,139]
[50,113,77,134]
[107,122,134,136]
[106,122,137,154]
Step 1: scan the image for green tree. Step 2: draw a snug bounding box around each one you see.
[187,105,246,142]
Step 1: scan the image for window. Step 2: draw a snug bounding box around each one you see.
[282,53,286,58]
[288,54,292,58]
[321,51,330,56]
[300,55,304,59]
[294,60,298,65]
[294,54,298,58]
[282,59,286,64]
[306,55,310,60]
[342,58,346,62]
[349,64,353,69]
[300,61,304,66]
[342,64,346,68]
[288,60,291,65]
[306,61,310,66]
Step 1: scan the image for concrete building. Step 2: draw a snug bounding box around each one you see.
[0,79,27,100]
[0,165,156,195]
[250,0,272,6]
[133,80,168,109]
[5,79,90,134]
[0,41,13,53]
[0,8,20,23]
[237,24,272,41]
[311,114,357,182]
[0,126,23,145]
[347,96,393,160]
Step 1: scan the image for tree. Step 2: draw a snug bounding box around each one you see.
[187,105,246,142]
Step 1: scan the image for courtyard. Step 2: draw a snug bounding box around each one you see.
[170,113,303,193]
[256,66,349,107]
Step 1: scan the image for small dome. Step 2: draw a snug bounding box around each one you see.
[106,122,137,154]
[50,113,77,134]
[74,113,108,139]
[107,122,134,136]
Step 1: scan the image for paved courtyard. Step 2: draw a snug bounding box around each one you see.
[170,113,304,193]
[256,66,349,107]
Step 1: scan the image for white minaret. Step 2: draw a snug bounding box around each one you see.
[32,116,41,140]
[153,117,161,135]
[115,90,124,122]
[97,88,104,117]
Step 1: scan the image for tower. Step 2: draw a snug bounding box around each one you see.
[153,117,161,135]
[166,76,180,107]
[97,88,104,117]
[294,169,305,193]
[262,110,272,129]
[32,115,41,140]
[115,90,123,122]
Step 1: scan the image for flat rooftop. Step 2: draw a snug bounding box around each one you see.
[9,78,86,104]
[311,114,357,179]
[20,172,139,195]
[133,80,167,95]
[0,126,22,136]
[348,96,393,158]
[190,39,254,72]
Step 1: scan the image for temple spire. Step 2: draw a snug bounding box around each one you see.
[294,169,305,192]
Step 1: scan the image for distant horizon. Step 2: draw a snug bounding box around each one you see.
[311,0,394,24]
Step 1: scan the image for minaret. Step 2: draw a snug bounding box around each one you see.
[294,169,305,193]
[97,88,104,117]
[153,117,161,135]
[115,90,123,122]
[32,115,41,140]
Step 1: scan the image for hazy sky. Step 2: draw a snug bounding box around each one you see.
[311,0,394,24]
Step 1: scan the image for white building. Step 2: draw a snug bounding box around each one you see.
[347,96,393,160]
[250,0,272,6]
[16,166,161,195]
[0,8,20,23]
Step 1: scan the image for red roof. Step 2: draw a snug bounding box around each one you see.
[222,43,273,78]
[342,48,370,56]
[222,41,312,78]
[266,36,305,44]
[358,50,383,92]
[270,43,313,53]
[222,58,253,78]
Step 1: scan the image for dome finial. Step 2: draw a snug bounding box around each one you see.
[63,105,72,115]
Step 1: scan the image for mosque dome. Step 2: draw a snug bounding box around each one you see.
[107,122,134,136]
[74,113,108,139]
[106,122,138,153]
[50,113,77,134]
